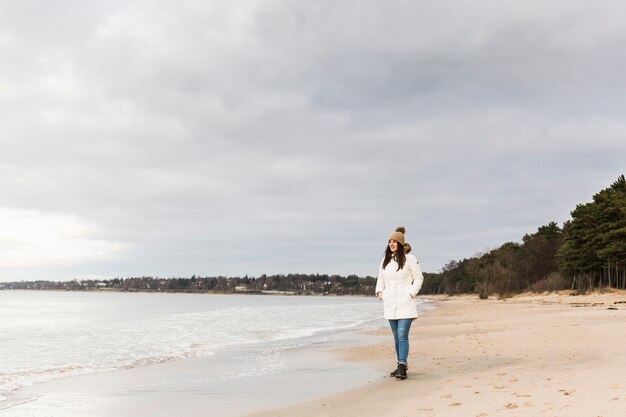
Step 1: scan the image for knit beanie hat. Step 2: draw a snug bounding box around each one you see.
[388,226,412,254]
[388,226,406,245]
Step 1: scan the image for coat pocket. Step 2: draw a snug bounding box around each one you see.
[398,289,413,309]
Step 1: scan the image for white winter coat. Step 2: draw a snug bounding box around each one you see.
[375,254,424,320]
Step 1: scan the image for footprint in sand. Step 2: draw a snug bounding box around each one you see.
[513,392,531,398]
[450,402,462,407]
[494,385,507,390]
[558,389,575,396]
[504,403,519,409]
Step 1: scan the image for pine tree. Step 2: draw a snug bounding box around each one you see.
[558,175,626,289]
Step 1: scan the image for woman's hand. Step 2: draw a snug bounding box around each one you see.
[376,292,383,300]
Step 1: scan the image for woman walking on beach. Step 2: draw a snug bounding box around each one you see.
[375,226,424,380]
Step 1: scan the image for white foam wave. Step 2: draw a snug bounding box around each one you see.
[0,293,386,397]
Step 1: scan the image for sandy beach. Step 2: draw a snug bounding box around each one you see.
[248,290,626,417]
[4,291,626,417]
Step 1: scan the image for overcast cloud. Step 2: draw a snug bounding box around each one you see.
[1,0,625,281]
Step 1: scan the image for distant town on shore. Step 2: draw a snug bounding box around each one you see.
[0,273,380,296]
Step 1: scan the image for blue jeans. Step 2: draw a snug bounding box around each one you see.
[389,319,412,365]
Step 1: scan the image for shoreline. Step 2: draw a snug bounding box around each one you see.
[4,291,626,417]
[246,290,626,417]
[1,314,388,417]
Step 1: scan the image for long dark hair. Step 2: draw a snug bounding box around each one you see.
[382,241,406,271]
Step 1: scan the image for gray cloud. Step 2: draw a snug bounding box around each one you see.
[1,0,625,280]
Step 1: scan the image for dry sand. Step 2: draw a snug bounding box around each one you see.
[247,290,626,417]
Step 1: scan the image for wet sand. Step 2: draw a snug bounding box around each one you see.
[247,291,626,417]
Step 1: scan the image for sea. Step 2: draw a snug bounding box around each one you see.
[0,291,430,416]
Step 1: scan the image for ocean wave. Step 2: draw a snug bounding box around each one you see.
[1,293,385,397]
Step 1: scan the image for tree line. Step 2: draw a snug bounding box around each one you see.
[421,175,626,297]
[0,273,378,296]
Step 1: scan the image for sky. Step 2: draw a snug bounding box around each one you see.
[1,0,625,282]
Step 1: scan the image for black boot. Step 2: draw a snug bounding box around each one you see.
[389,363,399,377]
[395,363,407,380]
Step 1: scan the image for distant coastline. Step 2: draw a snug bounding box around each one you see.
[0,274,377,296]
